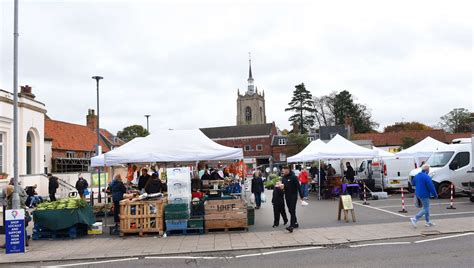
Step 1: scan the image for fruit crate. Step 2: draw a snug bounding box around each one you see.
[120,199,166,236]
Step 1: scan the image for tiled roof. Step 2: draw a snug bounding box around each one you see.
[353,130,471,146]
[100,129,125,147]
[200,123,275,139]
[45,119,111,152]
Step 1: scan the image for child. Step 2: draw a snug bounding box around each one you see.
[272,181,288,227]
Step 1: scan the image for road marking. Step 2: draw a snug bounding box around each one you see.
[353,202,409,218]
[146,256,226,260]
[430,211,474,217]
[235,246,325,258]
[414,233,474,243]
[376,202,470,209]
[54,257,139,267]
[350,242,411,248]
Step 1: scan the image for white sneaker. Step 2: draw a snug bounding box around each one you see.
[410,218,417,228]
[425,222,436,227]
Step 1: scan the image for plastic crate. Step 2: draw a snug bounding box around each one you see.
[165,211,190,220]
[165,203,189,212]
[188,216,204,229]
[168,197,191,204]
[190,200,204,216]
[166,220,188,231]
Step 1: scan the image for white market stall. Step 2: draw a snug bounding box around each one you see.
[395,136,450,166]
[372,146,395,158]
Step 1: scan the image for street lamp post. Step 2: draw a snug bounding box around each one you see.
[144,115,151,133]
[11,0,20,209]
[92,76,103,203]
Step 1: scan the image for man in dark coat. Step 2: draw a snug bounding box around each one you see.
[75,174,89,199]
[137,169,150,192]
[144,173,162,194]
[251,171,264,209]
[281,166,304,232]
[48,173,59,201]
[110,175,127,225]
[272,181,288,227]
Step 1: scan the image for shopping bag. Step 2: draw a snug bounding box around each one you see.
[261,193,267,203]
[250,194,255,204]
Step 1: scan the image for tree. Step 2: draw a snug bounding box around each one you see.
[401,136,416,149]
[117,125,149,142]
[286,133,310,156]
[330,90,378,133]
[312,92,336,128]
[285,83,315,134]
[384,122,433,132]
[440,108,471,133]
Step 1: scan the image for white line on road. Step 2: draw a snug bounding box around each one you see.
[235,246,325,258]
[349,242,411,248]
[145,256,226,260]
[353,202,409,218]
[430,211,474,217]
[377,202,470,209]
[53,257,139,267]
[414,233,474,243]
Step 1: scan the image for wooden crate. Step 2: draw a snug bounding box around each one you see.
[205,218,248,231]
[204,199,246,212]
[141,217,164,236]
[120,199,166,236]
[204,199,248,231]
[120,201,145,219]
[204,211,247,220]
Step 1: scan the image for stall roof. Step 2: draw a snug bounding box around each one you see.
[372,146,395,157]
[395,136,450,158]
[287,139,328,163]
[102,129,243,165]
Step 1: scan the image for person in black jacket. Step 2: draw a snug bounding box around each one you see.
[47,173,59,201]
[251,171,264,209]
[281,166,304,232]
[344,162,356,196]
[75,174,89,199]
[272,181,288,227]
[137,169,150,192]
[144,173,162,194]
[110,175,127,226]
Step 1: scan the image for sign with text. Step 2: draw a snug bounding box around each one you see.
[5,209,25,254]
[340,195,353,210]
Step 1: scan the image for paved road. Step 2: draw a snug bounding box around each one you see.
[21,233,474,268]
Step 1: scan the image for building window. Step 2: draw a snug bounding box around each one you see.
[26,132,33,174]
[278,138,287,145]
[66,151,76,158]
[0,133,3,173]
[244,145,252,151]
[245,107,252,122]
[279,153,286,161]
[256,144,263,151]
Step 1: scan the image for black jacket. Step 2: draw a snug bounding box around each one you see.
[210,171,223,180]
[201,172,212,180]
[145,179,162,194]
[345,166,355,182]
[272,187,285,206]
[251,177,264,193]
[281,172,303,199]
[138,174,150,190]
[48,176,59,194]
[110,179,127,202]
[75,178,89,193]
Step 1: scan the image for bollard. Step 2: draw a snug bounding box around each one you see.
[363,181,369,205]
[446,183,456,209]
[398,187,408,213]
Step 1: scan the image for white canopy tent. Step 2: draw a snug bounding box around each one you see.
[103,129,243,166]
[287,139,329,163]
[395,136,450,159]
[372,146,395,158]
[319,134,379,159]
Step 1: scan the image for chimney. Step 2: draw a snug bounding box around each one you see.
[20,85,35,99]
[344,116,354,139]
[86,109,97,130]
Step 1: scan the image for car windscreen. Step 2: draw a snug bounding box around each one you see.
[426,151,454,167]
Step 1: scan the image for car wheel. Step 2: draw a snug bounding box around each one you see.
[437,182,452,199]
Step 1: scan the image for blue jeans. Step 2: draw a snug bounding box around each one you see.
[415,197,431,222]
[300,184,309,198]
[254,192,262,207]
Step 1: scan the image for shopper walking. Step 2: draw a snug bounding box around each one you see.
[48,173,59,201]
[299,168,310,200]
[410,164,438,228]
[110,174,127,228]
[251,170,264,209]
[272,181,288,227]
[281,165,304,232]
[75,174,89,199]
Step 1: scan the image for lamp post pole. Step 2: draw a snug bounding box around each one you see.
[92,76,103,203]
[11,0,20,209]
[144,115,151,133]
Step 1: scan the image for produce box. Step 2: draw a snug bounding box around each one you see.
[187,216,204,229]
[204,199,246,213]
[88,222,103,235]
[205,218,247,229]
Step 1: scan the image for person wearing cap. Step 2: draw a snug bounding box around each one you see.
[281,165,304,232]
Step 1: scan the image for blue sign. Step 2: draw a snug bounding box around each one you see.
[5,209,25,254]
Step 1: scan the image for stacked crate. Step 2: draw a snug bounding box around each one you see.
[119,199,165,236]
[204,199,248,232]
[247,206,255,226]
[166,168,192,234]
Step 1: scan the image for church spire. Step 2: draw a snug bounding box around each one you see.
[247,52,255,94]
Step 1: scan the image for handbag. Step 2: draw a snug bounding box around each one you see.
[261,193,267,203]
[415,197,423,208]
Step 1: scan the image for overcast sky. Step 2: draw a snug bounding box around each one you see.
[1,0,472,135]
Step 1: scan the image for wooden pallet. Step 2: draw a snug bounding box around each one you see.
[166,228,204,236]
[119,199,165,236]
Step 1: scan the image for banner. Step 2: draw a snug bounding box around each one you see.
[6,209,25,254]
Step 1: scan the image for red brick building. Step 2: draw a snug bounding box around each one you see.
[44,109,124,173]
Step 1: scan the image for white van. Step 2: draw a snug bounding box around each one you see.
[358,158,416,191]
[408,141,473,198]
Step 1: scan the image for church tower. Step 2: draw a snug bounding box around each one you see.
[236,56,266,125]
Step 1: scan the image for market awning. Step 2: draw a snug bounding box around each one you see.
[287,139,329,163]
[103,129,243,166]
[395,136,450,158]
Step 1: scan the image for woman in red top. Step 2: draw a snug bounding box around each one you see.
[299,168,310,200]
